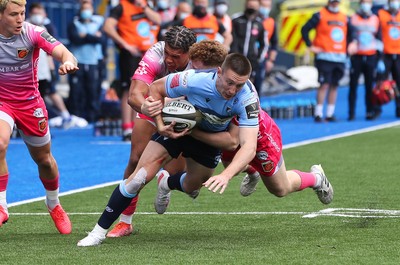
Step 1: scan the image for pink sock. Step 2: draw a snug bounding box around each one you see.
[40,175,59,191]
[0,174,8,192]
[294,170,316,191]
[121,195,139,216]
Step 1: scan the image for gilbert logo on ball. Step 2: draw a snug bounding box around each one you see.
[162,99,201,132]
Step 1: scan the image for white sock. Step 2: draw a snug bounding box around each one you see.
[61,111,71,120]
[315,104,323,117]
[93,223,108,236]
[45,188,60,210]
[0,190,8,214]
[120,214,133,225]
[313,172,322,188]
[326,104,335,118]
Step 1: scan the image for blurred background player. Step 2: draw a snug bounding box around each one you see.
[0,0,78,233]
[301,0,358,122]
[348,0,382,121]
[377,0,400,117]
[230,0,268,90]
[254,0,278,95]
[105,26,197,238]
[28,2,74,128]
[104,0,161,141]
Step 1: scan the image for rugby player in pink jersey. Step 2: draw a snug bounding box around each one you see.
[105,26,197,238]
[0,0,78,234]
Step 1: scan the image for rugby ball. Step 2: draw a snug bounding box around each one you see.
[162,99,200,132]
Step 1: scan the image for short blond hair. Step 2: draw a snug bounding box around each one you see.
[0,0,26,13]
[189,40,228,68]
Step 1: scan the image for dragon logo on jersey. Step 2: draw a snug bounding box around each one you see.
[38,118,47,132]
[17,48,29,59]
[261,160,274,173]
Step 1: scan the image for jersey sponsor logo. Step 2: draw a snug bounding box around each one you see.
[40,31,56,44]
[245,102,260,119]
[261,160,274,173]
[17,48,29,59]
[38,118,47,132]
[33,108,45,118]
[170,74,180,88]
[135,61,149,75]
[182,71,189,87]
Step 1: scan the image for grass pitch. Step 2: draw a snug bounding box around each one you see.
[1,126,400,265]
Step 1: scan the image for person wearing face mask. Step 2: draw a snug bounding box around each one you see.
[104,0,161,141]
[172,0,232,50]
[348,0,382,121]
[155,0,176,24]
[213,0,232,44]
[254,0,278,95]
[301,0,358,122]
[67,1,105,123]
[28,3,76,129]
[230,0,268,88]
[157,1,192,40]
[377,0,400,117]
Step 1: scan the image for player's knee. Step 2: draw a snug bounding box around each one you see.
[35,154,55,169]
[268,187,289,198]
[0,139,8,158]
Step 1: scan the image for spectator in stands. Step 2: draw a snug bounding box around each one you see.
[348,0,382,121]
[28,3,74,128]
[213,0,232,44]
[372,0,388,14]
[104,0,161,141]
[301,0,357,122]
[377,0,400,117]
[254,0,278,95]
[158,0,192,40]
[67,1,104,123]
[173,0,232,50]
[230,0,267,88]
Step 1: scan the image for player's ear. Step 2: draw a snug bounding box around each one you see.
[217,66,222,76]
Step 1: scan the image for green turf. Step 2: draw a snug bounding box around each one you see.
[1,126,400,265]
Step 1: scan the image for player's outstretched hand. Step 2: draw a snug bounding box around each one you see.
[141,96,163,117]
[203,174,231,194]
[58,62,79,75]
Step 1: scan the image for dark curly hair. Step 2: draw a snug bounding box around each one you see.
[164,26,197,53]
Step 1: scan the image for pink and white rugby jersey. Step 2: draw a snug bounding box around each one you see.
[0,22,60,102]
[132,41,191,85]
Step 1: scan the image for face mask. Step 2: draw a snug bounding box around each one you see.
[179,12,190,20]
[328,5,340,13]
[157,0,168,10]
[215,4,228,16]
[259,7,270,18]
[245,8,257,16]
[390,1,400,10]
[360,3,372,13]
[30,14,45,25]
[192,5,208,18]
[80,9,93,20]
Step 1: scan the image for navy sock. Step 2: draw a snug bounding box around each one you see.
[98,185,134,229]
[167,172,185,192]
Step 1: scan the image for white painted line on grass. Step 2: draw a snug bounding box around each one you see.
[8,208,400,218]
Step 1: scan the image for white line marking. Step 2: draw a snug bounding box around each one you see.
[8,208,400,218]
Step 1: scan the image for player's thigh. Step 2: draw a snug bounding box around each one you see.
[260,159,289,193]
[130,117,156,158]
[164,154,186,176]
[26,141,52,164]
[183,157,214,191]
